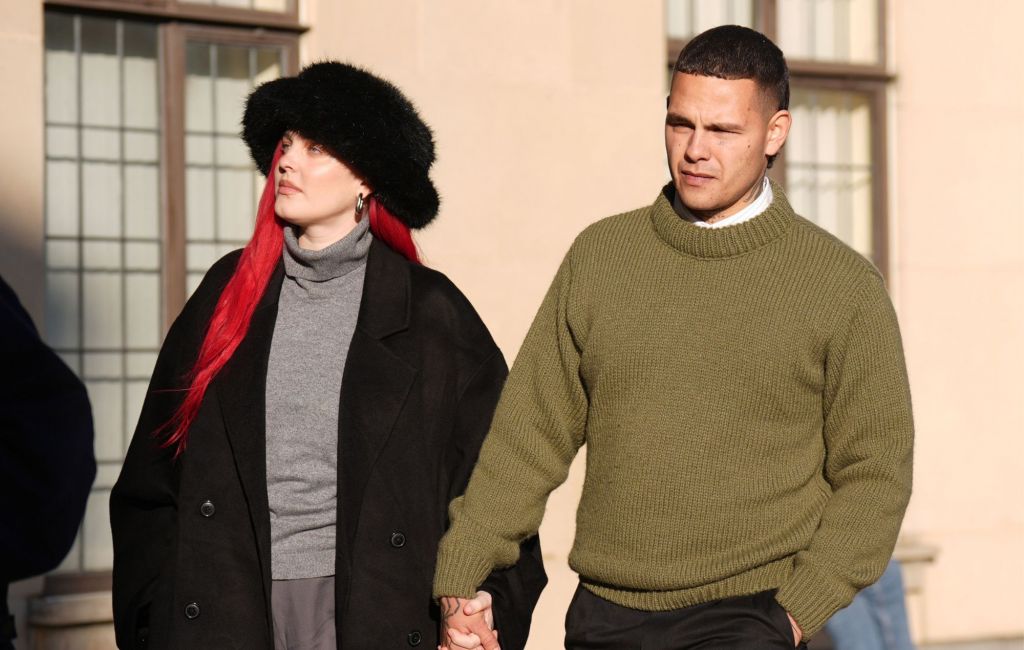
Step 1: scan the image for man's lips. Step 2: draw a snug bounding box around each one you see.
[681,171,714,186]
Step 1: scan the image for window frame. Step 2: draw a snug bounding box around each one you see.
[46,0,304,33]
[666,0,891,274]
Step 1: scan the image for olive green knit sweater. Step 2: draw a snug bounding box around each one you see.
[434,182,913,636]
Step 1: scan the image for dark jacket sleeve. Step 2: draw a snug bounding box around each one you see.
[446,349,546,650]
[0,275,95,582]
[108,252,238,649]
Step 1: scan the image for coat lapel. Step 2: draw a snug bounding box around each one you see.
[215,261,284,618]
[335,239,417,613]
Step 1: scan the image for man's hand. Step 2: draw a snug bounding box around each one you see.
[787,612,803,646]
[439,592,498,650]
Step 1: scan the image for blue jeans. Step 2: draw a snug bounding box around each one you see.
[825,560,915,650]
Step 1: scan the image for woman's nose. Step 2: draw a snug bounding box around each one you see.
[277,147,297,172]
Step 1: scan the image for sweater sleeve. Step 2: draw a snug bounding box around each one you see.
[443,348,547,649]
[433,249,588,599]
[775,274,914,636]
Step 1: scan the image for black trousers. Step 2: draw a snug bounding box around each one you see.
[564,584,808,650]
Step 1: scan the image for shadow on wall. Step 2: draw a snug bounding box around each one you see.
[0,223,46,329]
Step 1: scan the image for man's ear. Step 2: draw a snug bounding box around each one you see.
[765,109,792,158]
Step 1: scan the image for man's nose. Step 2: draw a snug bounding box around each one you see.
[684,130,709,162]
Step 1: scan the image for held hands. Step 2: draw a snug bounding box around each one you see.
[439,591,498,650]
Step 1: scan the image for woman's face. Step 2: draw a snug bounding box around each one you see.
[274,131,371,231]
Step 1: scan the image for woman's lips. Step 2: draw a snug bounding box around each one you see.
[278,179,301,195]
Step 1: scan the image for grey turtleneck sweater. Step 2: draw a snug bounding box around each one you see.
[266,218,372,580]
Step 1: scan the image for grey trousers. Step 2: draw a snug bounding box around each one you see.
[272,576,336,650]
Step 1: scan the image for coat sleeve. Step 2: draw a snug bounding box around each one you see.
[108,252,237,649]
[0,275,95,582]
[445,349,547,650]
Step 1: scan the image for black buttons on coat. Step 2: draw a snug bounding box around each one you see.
[390,531,406,548]
[407,630,422,646]
[199,500,215,518]
[184,602,200,620]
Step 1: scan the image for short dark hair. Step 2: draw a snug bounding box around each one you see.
[674,25,789,112]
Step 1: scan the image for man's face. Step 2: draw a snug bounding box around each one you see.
[665,73,791,221]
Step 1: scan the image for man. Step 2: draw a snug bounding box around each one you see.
[0,275,95,649]
[435,25,913,649]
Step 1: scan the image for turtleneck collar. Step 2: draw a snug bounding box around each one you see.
[650,178,795,259]
[282,217,373,283]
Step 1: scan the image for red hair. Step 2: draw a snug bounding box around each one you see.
[161,144,420,456]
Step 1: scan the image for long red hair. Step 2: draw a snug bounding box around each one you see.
[161,144,421,456]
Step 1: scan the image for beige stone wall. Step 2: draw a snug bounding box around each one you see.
[892,0,1024,643]
[0,0,45,324]
[302,0,668,360]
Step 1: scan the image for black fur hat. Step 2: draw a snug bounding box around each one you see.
[242,61,439,229]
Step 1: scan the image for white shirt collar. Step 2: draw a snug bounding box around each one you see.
[673,176,773,229]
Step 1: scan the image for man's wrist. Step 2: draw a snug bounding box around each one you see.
[438,596,466,619]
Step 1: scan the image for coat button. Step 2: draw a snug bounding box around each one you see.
[199,500,215,518]
[184,602,200,620]
[407,630,422,646]
[390,531,406,548]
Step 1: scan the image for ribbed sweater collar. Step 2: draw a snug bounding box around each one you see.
[651,179,796,259]
[282,217,372,282]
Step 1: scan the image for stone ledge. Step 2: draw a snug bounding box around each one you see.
[28,592,112,627]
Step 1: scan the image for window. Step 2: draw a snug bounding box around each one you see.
[43,2,298,574]
[183,36,286,293]
[665,0,890,270]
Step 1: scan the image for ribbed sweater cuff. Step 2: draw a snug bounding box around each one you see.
[774,562,854,637]
[432,528,510,600]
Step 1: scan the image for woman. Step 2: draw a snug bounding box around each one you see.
[110,61,545,650]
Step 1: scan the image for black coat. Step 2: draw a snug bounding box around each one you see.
[1,275,95,645]
[110,240,546,649]
[0,274,95,582]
